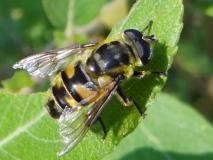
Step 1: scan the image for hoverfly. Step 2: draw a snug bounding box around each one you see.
[13,21,162,157]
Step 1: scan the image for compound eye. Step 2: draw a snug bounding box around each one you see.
[124,29,142,40]
[124,29,151,65]
[135,39,152,65]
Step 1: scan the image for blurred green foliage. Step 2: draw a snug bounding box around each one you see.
[43,0,111,28]
[165,0,213,122]
[191,0,213,17]
[0,0,53,79]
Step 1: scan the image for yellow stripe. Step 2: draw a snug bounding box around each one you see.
[52,72,79,108]
[75,84,98,103]
[64,63,75,78]
[65,96,79,107]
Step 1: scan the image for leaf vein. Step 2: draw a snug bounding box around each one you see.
[141,126,173,160]
[0,110,47,147]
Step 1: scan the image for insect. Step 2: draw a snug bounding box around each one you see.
[13,21,163,157]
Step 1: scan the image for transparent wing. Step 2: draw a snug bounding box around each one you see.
[58,106,90,157]
[58,78,121,157]
[13,43,97,77]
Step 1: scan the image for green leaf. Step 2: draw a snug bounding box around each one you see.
[192,0,213,17]
[104,93,213,160]
[0,91,60,159]
[1,71,35,92]
[0,0,183,160]
[42,0,111,29]
[42,0,69,29]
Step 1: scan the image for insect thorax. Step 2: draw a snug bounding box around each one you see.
[86,41,135,77]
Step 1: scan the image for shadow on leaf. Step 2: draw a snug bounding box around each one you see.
[119,147,213,160]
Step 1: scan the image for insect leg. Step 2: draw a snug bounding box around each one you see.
[133,70,167,78]
[143,35,157,42]
[141,21,158,43]
[117,86,146,117]
[141,20,153,35]
[96,117,107,139]
[116,86,132,106]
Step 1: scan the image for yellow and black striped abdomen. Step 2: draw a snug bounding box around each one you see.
[46,62,98,119]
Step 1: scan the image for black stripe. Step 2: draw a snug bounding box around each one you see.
[61,73,82,103]
[46,99,62,119]
[62,63,96,103]
[52,86,69,109]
